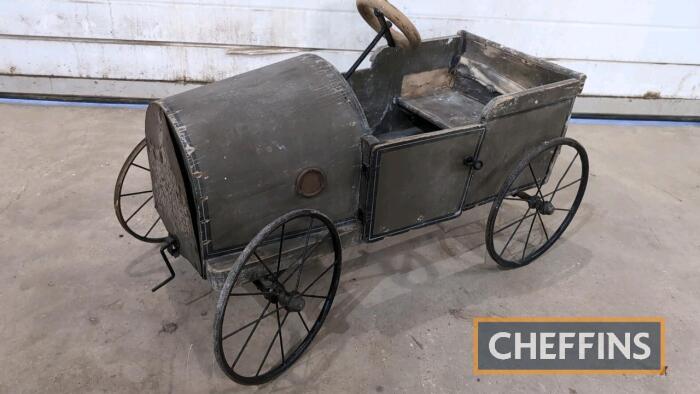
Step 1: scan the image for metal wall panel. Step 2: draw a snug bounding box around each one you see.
[0,0,698,101]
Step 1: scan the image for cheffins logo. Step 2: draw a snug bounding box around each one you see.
[473,317,665,374]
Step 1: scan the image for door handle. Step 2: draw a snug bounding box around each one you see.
[463,156,483,171]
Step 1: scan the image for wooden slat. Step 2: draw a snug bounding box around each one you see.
[0,37,364,83]
[552,60,700,99]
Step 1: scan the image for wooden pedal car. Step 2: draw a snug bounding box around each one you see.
[114,0,588,384]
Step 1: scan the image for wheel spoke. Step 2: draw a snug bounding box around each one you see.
[222,304,280,341]
[296,218,315,290]
[302,294,328,300]
[120,190,152,197]
[130,162,150,172]
[280,232,330,286]
[125,195,153,223]
[548,152,578,203]
[542,179,581,199]
[276,307,285,364]
[503,197,527,202]
[253,251,282,286]
[230,302,271,369]
[256,310,290,376]
[494,212,536,236]
[297,312,310,333]
[500,208,532,256]
[300,264,334,294]
[280,265,302,287]
[554,208,570,212]
[528,163,545,200]
[521,214,537,261]
[228,292,269,297]
[144,216,161,237]
[276,224,286,275]
[537,212,549,241]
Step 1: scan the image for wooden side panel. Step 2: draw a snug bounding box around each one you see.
[465,99,574,207]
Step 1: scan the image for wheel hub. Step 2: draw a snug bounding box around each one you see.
[254,278,306,312]
[272,288,306,312]
[539,201,555,215]
[281,291,306,312]
[524,195,555,215]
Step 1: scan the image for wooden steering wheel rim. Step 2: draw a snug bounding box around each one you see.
[356,0,421,49]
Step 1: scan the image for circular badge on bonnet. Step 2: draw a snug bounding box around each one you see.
[296,168,326,198]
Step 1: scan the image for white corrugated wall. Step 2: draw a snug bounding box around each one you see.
[1,0,698,112]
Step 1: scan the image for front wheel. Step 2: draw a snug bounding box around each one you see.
[486,137,589,268]
[213,209,342,385]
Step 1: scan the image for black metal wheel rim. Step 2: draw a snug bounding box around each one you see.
[213,209,342,385]
[486,137,589,268]
[113,138,167,243]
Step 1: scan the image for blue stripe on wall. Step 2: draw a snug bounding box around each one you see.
[1,97,698,127]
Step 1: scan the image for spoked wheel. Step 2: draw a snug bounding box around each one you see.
[113,138,167,243]
[214,209,342,385]
[486,137,589,268]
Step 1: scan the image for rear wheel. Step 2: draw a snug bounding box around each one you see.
[213,209,342,385]
[486,137,589,268]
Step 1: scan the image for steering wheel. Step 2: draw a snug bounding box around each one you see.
[356,0,421,49]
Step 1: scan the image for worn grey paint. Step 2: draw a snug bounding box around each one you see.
[145,105,202,273]
[368,126,483,239]
[146,31,585,275]
[146,54,370,269]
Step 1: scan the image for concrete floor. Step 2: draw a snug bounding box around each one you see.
[1,102,699,393]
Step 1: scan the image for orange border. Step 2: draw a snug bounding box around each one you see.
[472,317,666,375]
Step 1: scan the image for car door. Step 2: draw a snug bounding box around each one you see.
[361,125,485,241]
